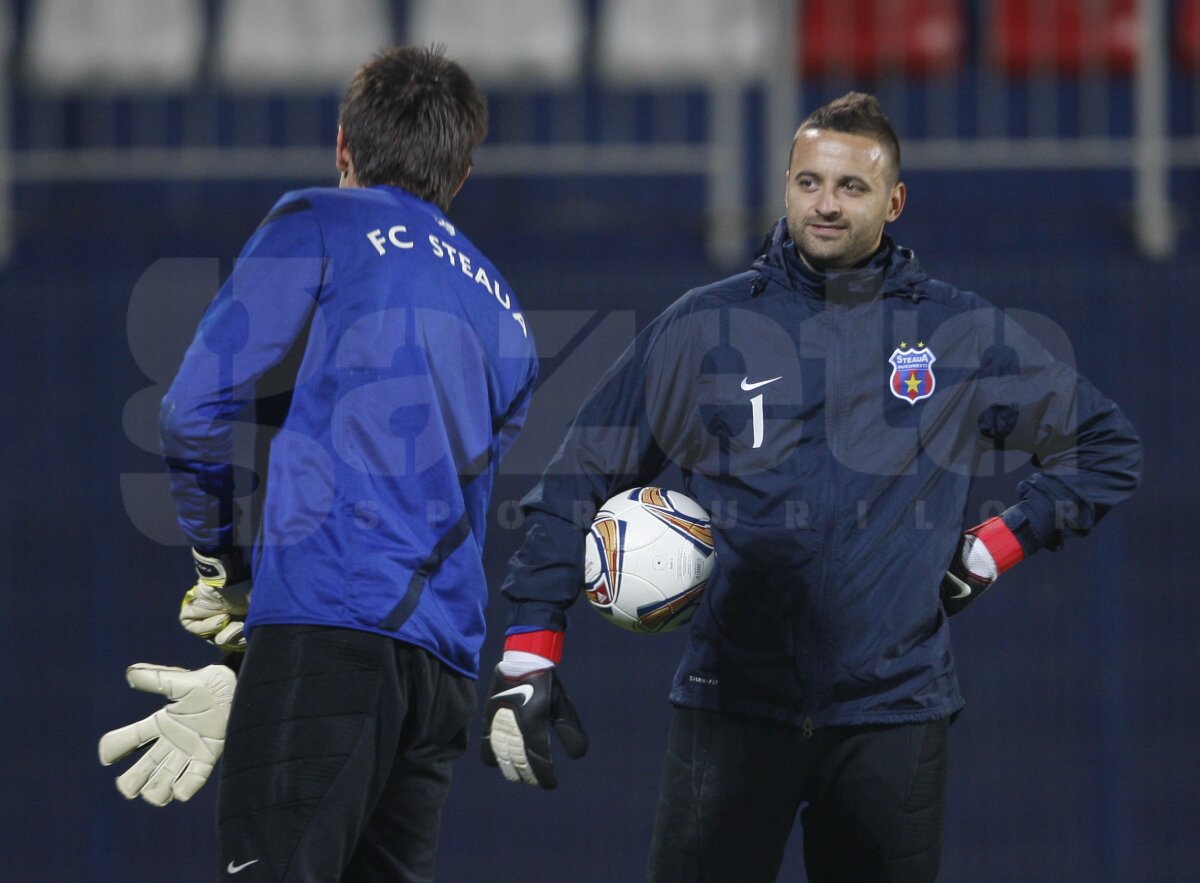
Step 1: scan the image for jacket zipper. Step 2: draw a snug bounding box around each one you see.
[804,307,846,737]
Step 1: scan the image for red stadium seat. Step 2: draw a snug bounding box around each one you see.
[798,0,966,77]
[1178,0,1200,70]
[990,0,1137,75]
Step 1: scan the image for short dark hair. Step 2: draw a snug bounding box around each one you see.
[793,92,901,182]
[339,45,488,209]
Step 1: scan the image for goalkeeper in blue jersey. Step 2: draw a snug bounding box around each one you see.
[101,46,537,881]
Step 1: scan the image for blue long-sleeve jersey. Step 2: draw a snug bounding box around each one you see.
[503,224,1141,727]
[161,185,537,677]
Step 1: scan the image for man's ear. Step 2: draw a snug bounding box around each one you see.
[335,126,356,186]
[886,180,907,223]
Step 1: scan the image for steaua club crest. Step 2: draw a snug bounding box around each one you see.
[888,342,936,404]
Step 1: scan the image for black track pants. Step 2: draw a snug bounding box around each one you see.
[648,707,950,883]
[216,625,475,882]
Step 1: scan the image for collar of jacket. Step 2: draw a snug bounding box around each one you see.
[749,219,928,305]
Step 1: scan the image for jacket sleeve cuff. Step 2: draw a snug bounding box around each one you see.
[998,502,1055,557]
[506,600,570,633]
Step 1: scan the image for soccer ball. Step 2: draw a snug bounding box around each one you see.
[583,487,715,633]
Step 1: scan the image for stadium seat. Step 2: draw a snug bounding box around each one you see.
[214,0,393,91]
[596,0,773,84]
[408,0,584,85]
[990,0,1137,75]
[1178,0,1200,70]
[798,0,965,77]
[24,0,205,91]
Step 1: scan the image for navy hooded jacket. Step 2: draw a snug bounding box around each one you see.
[502,222,1141,728]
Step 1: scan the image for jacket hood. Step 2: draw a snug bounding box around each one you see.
[750,218,929,304]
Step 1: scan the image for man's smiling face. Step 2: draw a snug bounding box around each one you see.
[785,128,906,270]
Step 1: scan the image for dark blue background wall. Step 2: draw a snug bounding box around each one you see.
[1,159,1196,881]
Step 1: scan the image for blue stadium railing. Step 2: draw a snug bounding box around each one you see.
[1,0,1198,265]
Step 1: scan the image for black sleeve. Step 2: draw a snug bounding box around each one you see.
[974,308,1143,554]
[501,295,704,630]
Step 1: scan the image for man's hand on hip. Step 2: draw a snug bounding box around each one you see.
[941,516,1025,616]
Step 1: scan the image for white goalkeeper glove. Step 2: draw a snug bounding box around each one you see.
[180,548,251,652]
[98,663,236,806]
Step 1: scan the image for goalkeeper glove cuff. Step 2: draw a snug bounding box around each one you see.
[502,629,564,663]
[191,547,248,586]
[964,516,1024,577]
[496,629,563,676]
[181,547,252,652]
[498,650,555,677]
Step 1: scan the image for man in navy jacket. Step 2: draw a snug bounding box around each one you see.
[482,93,1141,881]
